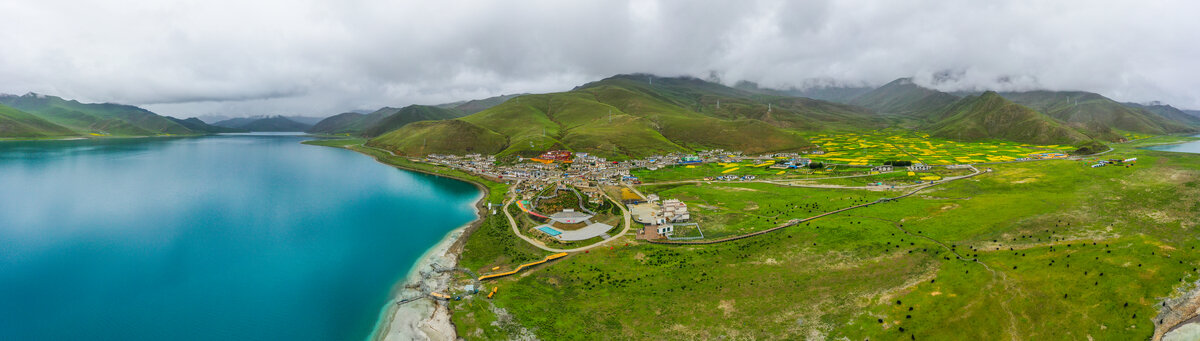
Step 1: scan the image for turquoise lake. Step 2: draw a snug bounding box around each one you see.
[0,134,480,340]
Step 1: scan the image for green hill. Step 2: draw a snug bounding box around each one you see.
[850,78,960,116]
[0,103,77,138]
[367,74,886,159]
[1000,91,1196,135]
[0,93,195,136]
[361,105,462,137]
[925,91,1090,145]
[310,94,517,136]
[369,119,507,155]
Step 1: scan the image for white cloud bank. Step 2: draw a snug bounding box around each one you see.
[0,0,1197,117]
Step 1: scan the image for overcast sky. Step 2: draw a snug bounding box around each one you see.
[1,0,1198,117]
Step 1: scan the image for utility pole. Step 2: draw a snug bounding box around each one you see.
[716,99,720,109]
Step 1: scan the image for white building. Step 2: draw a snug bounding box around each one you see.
[656,224,674,236]
[872,165,893,172]
[909,164,932,171]
[662,199,690,222]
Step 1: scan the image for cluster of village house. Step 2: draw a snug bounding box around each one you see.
[414,148,941,240]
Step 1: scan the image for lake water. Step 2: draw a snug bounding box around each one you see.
[1144,135,1200,154]
[0,134,480,340]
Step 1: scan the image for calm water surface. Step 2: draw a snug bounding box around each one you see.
[1144,134,1200,154]
[0,134,479,340]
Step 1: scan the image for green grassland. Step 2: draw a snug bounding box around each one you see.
[450,137,1200,340]
[639,182,893,238]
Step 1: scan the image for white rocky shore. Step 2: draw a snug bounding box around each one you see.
[370,226,464,341]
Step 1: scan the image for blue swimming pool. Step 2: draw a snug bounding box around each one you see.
[537,226,563,236]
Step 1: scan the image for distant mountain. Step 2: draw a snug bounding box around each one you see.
[0,103,77,138]
[361,105,463,137]
[165,117,246,133]
[369,74,879,159]
[1186,110,1200,119]
[925,91,1090,145]
[194,115,233,124]
[999,91,1197,135]
[1121,102,1200,128]
[0,93,195,136]
[850,78,960,116]
[734,81,873,103]
[284,116,325,126]
[213,115,312,132]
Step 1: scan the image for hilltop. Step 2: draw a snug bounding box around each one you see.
[850,78,960,116]
[369,74,883,159]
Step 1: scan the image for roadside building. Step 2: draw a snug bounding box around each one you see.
[908,163,932,171]
[872,165,893,172]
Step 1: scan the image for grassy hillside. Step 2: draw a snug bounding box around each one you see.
[850,78,960,116]
[0,103,77,138]
[925,91,1091,145]
[361,105,462,137]
[0,93,192,135]
[367,75,879,159]
[1001,91,1196,136]
[368,119,507,155]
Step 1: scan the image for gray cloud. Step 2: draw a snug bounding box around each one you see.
[1,0,1197,117]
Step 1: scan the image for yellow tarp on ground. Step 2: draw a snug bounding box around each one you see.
[776,171,786,175]
[722,167,740,173]
[685,165,696,168]
[907,171,916,176]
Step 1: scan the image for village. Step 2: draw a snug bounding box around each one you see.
[407,140,1092,247]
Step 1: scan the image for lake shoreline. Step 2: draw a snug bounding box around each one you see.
[319,142,494,341]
